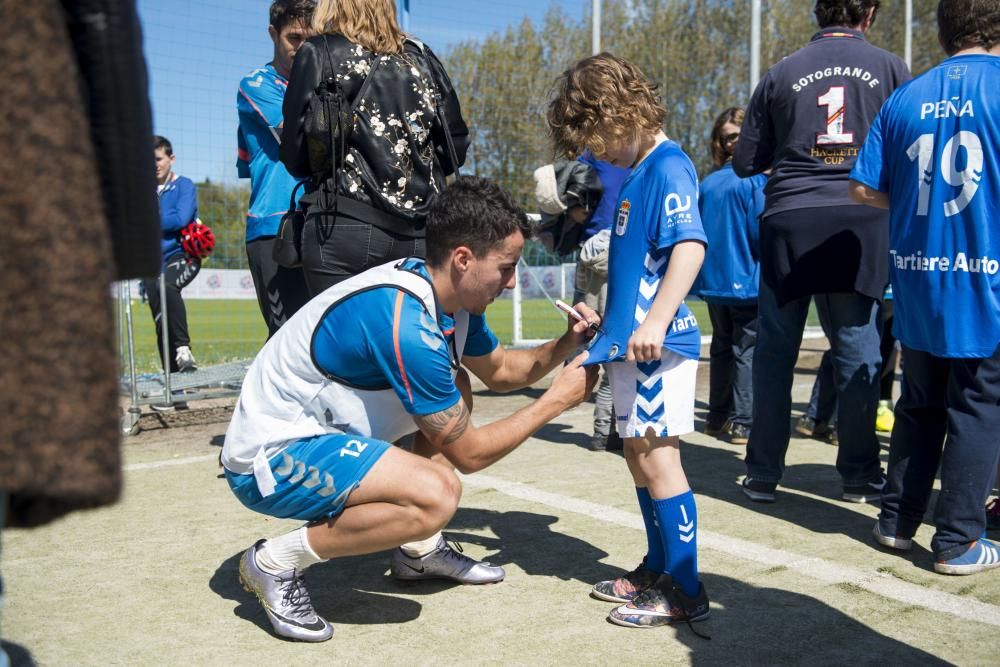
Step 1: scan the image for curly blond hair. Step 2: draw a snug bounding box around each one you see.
[546,53,666,159]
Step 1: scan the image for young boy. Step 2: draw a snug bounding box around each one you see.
[547,53,710,628]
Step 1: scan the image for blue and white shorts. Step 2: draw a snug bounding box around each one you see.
[226,434,390,522]
[607,348,698,438]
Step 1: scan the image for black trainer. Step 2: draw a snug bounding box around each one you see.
[704,419,728,437]
[842,475,885,503]
[727,423,750,445]
[605,431,624,452]
[741,476,776,503]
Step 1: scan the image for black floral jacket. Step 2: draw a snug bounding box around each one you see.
[281,33,469,224]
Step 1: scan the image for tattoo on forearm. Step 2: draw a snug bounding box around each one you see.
[418,401,470,446]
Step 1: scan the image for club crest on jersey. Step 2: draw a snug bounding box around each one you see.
[615,200,631,236]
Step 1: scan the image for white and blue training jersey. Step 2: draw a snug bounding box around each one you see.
[222,258,499,474]
[851,54,1000,358]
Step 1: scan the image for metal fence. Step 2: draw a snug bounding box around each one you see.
[120,0,929,426]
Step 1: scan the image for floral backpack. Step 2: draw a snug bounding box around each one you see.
[303,34,459,224]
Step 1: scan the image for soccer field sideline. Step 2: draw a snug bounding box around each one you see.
[121,298,823,373]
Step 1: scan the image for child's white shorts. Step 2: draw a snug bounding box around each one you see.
[607,348,698,438]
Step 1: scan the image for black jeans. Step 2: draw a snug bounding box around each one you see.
[246,237,311,339]
[301,215,426,296]
[143,253,200,372]
[706,302,758,428]
[878,344,1000,559]
[879,300,899,402]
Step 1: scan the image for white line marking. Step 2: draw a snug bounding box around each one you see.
[125,454,218,471]
[460,472,1000,628]
[122,451,999,626]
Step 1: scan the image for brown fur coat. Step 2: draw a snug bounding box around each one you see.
[0,0,159,527]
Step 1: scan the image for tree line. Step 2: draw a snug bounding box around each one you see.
[443,0,941,206]
[197,0,942,269]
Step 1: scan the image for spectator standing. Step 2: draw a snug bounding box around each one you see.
[796,346,839,442]
[733,0,910,503]
[534,153,630,451]
[692,107,766,445]
[280,0,468,295]
[237,0,314,338]
[875,285,899,432]
[576,153,630,451]
[144,136,200,373]
[850,0,1000,574]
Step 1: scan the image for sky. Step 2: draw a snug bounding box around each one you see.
[137,0,585,183]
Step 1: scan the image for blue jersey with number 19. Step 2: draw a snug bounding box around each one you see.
[851,54,1000,358]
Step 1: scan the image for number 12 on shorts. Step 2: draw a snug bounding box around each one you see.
[340,439,369,458]
[907,130,984,217]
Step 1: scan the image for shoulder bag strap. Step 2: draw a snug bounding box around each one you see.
[407,38,460,178]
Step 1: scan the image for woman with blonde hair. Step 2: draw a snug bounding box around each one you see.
[281,0,468,295]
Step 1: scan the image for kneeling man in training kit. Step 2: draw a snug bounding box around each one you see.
[221,176,599,641]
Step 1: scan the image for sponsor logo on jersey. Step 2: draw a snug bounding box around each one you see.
[615,199,631,236]
[664,192,695,227]
[890,249,1000,275]
[947,65,967,80]
[791,66,881,92]
[664,193,692,216]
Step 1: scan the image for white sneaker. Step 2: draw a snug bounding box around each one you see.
[175,345,196,372]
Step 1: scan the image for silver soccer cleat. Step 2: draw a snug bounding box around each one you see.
[390,536,505,584]
[238,539,333,642]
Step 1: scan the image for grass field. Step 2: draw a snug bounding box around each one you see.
[123,297,819,373]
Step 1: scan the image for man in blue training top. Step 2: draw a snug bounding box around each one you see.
[222,176,599,641]
[237,0,314,338]
[849,0,1000,575]
[144,135,201,374]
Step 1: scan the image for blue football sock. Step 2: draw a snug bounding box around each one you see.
[636,487,666,572]
[653,489,700,597]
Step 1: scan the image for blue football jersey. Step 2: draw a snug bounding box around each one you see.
[851,54,1000,358]
[312,259,499,415]
[587,140,708,364]
[237,63,303,242]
